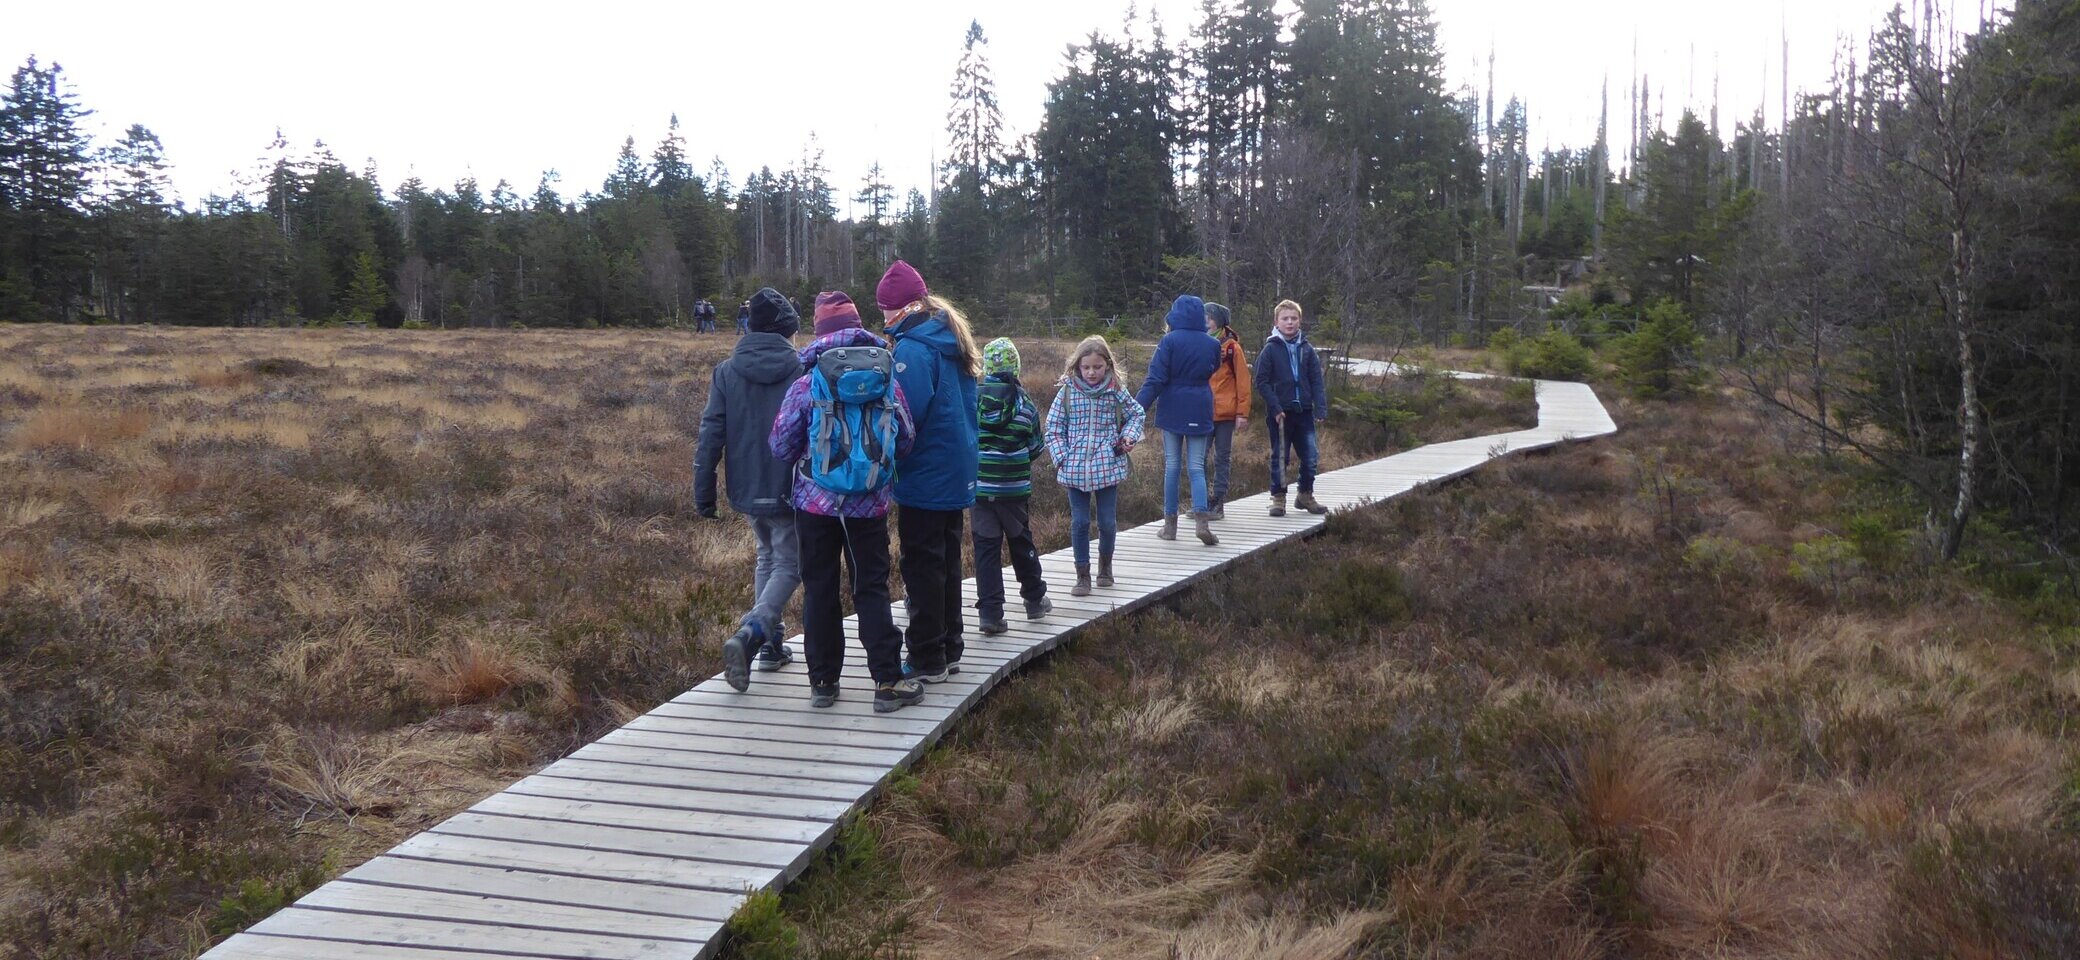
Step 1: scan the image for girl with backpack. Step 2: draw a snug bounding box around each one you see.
[874,261,982,684]
[1204,301,1252,520]
[1044,336,1146,596]
[1136,295,1222,546]
[768,293,922,713]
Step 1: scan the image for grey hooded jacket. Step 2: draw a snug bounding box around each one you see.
[694,332,803,517]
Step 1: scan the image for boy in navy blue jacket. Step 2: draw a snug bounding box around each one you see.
[1252,299,1329,517]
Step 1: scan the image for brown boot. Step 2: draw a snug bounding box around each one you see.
[1096,556,1114,588]
[1072,564,1092,597]
[1194,512,1220,545]
[1158,514,1178,540]
[1269,493,1286,517]
[1296,491,1329,515]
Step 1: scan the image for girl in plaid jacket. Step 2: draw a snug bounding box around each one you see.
[1043,336,1147,596]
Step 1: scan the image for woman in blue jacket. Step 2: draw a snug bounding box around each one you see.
[875,261,983,682]
[1135,295,1221,546]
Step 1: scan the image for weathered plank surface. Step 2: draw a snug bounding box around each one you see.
[202,375,1614,960]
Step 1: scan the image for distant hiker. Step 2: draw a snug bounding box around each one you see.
[971,337,1051,635]
[1254,299,1329,517]
[768,293,922,712]
[737,301,751,335]
[1136,295,1222,546]
[1044,336,1145,596]
[1204,301,1252,520]
[874,260,982,683]
[695,288,804,690]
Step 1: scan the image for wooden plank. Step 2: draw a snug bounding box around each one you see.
[594,726,910,770]
[432,812,812,871]
[503,775,853,823]
[388,832,773,892]
[204,935,522,960]
[621,710,932,752]
[664,689,961,724]
[295,882,712,943]
[568,741,886,785]
[338,856,740,920]
[643,701,948,736]
[540,758,879,804]
[245,907,700,960]
[469,792,832,846]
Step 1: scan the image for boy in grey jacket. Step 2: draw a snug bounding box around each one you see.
[695,287,806,690]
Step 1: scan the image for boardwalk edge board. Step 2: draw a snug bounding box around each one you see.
[201,374,1613,960]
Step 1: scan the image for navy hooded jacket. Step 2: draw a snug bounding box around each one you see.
[693,327,804,515]
[1253,328,1328,419]
[888,310,981,511]
[1135,297,1220,436]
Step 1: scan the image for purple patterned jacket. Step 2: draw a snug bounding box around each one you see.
[768,328,917,518]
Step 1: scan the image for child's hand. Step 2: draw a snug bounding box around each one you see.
[1237,416,1249,430]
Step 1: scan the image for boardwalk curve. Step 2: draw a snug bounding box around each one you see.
[202,368,1614,960]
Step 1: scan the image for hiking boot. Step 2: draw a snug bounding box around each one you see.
[979,614,1009,635]
[1072,564,1092,596]
[1159,514,1178,540]
[1194,513,1220,545]
[810,682,839,708]
[1096,557,1114,588]
[1269,493,1287,517]
[874,679,926,713]
[1296,491,1329,515]
[721,626,753,691]
[1025,596,1052,620]
[753,642,794,671]
[1212,502,1226,520]
[901,660,951,684]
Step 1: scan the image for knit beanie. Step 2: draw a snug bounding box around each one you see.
[1204,301,1232,331]
[1164,295,1206,332]
[747,287,799,337]
[812,291,863,336]
[982,337,1021,377]
[875,260,929,311]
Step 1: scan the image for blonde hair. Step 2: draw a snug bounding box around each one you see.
[890,294,983,379]
[1062,336,1121,387]
[1273,299,1304,323]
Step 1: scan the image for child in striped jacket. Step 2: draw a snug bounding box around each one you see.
[1043,336,1147,596]
[971,338,1051,635]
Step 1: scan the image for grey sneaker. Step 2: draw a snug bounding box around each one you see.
[874,679,926,713]
[810,682,839,708]
[1025,596,1052,620]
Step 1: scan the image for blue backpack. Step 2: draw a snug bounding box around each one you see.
[806,345,900,495]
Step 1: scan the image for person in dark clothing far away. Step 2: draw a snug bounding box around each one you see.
[695,287,804,690]
[1253,299,1330,517]
[737,301,751,335]
[874,260,983,685]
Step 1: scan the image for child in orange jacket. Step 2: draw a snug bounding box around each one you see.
[1204,302,1252,520]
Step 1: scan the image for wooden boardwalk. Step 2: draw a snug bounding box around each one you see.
[201,373,1615,960]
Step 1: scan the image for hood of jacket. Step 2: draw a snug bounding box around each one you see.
[889,311,964,360]
[798,326,885,367]
[1268,327,1308,346]
[979,373,1023,427]
[730,331,803,385]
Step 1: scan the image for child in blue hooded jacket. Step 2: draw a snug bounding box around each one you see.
[1135,295,1221,546]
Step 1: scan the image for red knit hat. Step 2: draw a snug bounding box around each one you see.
[812,291,863,336]
[875,260,929,311]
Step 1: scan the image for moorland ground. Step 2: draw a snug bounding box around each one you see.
[725,381,2080,960]
[0,323,1531,959]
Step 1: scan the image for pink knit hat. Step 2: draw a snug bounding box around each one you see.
[874,260,929,311]
[812,291,863,336]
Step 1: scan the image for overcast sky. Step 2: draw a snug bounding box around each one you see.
[6,0,1994,210]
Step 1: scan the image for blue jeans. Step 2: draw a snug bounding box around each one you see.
[1067,485,1118,567]
[1267,412,1320,495]
[1162,430,1211,516]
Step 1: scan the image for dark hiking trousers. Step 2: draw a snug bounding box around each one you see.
[896,505,962,670]
[971,498,1045,621]
[796,511,904,687]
